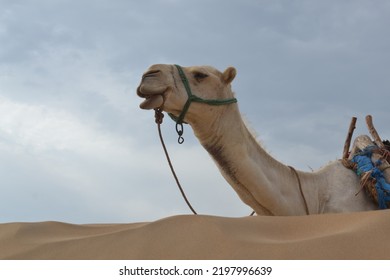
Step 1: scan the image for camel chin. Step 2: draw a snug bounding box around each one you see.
[139,95,164,109]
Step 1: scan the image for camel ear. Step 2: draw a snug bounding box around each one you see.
[222,67,236,84]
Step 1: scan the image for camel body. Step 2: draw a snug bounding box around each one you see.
[137,64,376,215]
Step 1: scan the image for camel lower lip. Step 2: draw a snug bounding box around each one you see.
[139,94,164,110]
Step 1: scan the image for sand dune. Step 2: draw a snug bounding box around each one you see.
[1,210,390,259]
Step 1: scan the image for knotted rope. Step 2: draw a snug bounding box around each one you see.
[154,108,198,215]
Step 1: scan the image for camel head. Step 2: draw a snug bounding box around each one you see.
[137,64,237,124]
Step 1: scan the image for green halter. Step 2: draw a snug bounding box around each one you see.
[169,64,238,143]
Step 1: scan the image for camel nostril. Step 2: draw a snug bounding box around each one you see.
[142,70,161,80]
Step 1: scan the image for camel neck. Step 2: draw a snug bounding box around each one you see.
[190,104,309,215]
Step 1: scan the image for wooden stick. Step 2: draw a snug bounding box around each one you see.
[365,115,385,148]
[343,117,357,159]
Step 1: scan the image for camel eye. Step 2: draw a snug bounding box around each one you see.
[193,71,208,81]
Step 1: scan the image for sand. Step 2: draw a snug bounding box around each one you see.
[1,210,390,259]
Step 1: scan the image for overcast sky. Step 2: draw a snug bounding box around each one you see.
[0,0,389,223]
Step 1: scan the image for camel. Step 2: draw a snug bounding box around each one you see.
[137,64,376,215]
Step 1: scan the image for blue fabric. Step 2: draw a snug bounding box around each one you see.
[351,145,390,209]
[352,154,375,176]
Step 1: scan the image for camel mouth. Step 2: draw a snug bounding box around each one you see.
[137,69,169,109]
[137,84,167,110]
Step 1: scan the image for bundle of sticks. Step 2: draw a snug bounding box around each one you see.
[343,115,390,162]
[343,115,389,160]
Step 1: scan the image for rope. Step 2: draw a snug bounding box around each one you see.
[289,166,310,215]
[154,108,198,215]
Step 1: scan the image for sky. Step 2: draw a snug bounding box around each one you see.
[0,0,389,224]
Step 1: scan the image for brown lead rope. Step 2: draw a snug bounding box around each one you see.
[154,108,256,216]
[154,108,198,215]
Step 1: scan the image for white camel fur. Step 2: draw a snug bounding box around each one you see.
[137,64,376,215]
